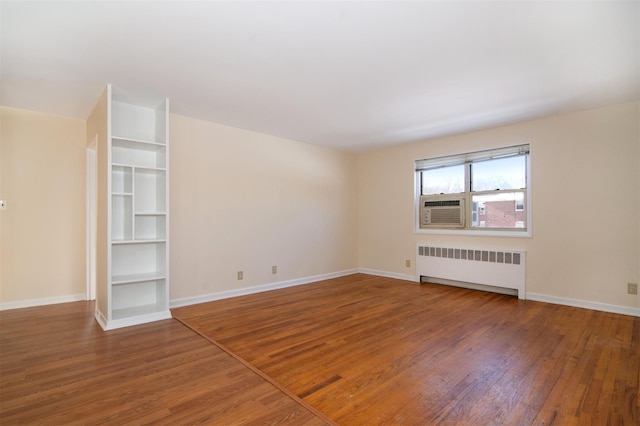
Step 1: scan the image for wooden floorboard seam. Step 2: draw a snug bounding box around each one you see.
[170,274,639,424]
[172,315,339,426]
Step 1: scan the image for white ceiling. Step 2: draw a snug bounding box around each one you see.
[1,1,638,152]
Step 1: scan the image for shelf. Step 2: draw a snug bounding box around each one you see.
[134,169,166,213]
[112,136,166,147]
[111,278,167,318]
[111,99,167,144]
[112,194,132,241]
[113,163,166,173]
[112,141,166,169]
[112,165,133,193]
[112,273,166,285]
[112,304,167,320]
[99,86,170,331]
[134,214,166,240]
[112,239,166,245]
[136,166,167,172]
[111,242,166,278]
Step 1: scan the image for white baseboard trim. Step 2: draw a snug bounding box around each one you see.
[95,309,173,331]
[170,269,359,309]
[527,293,639,317]
[6,275,634,319]
[0,293,87,311]
[357,268,419,283]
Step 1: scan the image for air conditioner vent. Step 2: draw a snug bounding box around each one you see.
[431,208,462,224]
[420,196,465,228]
[423,200,462,207]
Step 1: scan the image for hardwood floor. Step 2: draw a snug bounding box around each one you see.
[1,274,638,425]
[172,274,639,425]
[0,301,330,425]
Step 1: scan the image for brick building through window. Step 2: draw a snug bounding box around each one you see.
[475,199,526,228]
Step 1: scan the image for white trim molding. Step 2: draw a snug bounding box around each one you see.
[4,273,636,320]
[527,293,639,317]
[170,269,358,309]
[357,268,418,283]
[0,293,86,311]
[95,310,172,331]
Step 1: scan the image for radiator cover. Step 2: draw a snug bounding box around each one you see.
[416,245,526,299]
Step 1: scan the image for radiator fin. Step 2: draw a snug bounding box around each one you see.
[418,246,523,265]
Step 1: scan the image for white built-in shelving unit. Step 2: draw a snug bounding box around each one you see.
[95,85,171,330]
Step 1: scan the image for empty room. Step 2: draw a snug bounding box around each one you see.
[1,1,638,424]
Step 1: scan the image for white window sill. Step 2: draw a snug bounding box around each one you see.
[415,228,532,238]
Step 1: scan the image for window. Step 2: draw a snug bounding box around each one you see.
[415,144,530,234]
[421,164,465,195]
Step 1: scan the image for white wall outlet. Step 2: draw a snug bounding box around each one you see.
[628,283,638,295]
[405,259,411,268]
[272,265,277,274]
[237,271,243,280]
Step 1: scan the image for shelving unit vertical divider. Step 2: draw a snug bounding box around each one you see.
[95,84,171,331]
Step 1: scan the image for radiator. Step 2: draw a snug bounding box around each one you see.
[416,245,526,299]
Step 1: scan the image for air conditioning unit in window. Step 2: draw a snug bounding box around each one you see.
[420,195,465,228]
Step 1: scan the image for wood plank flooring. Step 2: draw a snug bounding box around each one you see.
[173,274,639,425]
[1,274,638,424]
[0,301,330,425]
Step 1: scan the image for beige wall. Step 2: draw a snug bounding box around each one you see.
[0,105,358,307]
[1,101,637,312]
[358,102,640,309]
[0,107,86,303]
[169,114,359,300]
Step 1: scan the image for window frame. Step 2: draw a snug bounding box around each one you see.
[414,144,532,238]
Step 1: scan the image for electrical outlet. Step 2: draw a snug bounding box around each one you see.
[272,265,277,274]
[405,259,411,268]
[628,283,638,295]
[237,271,243,280]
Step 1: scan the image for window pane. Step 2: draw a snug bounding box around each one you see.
[421,164,465,195]
[471,156,526,192]
[471,192,526,229]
